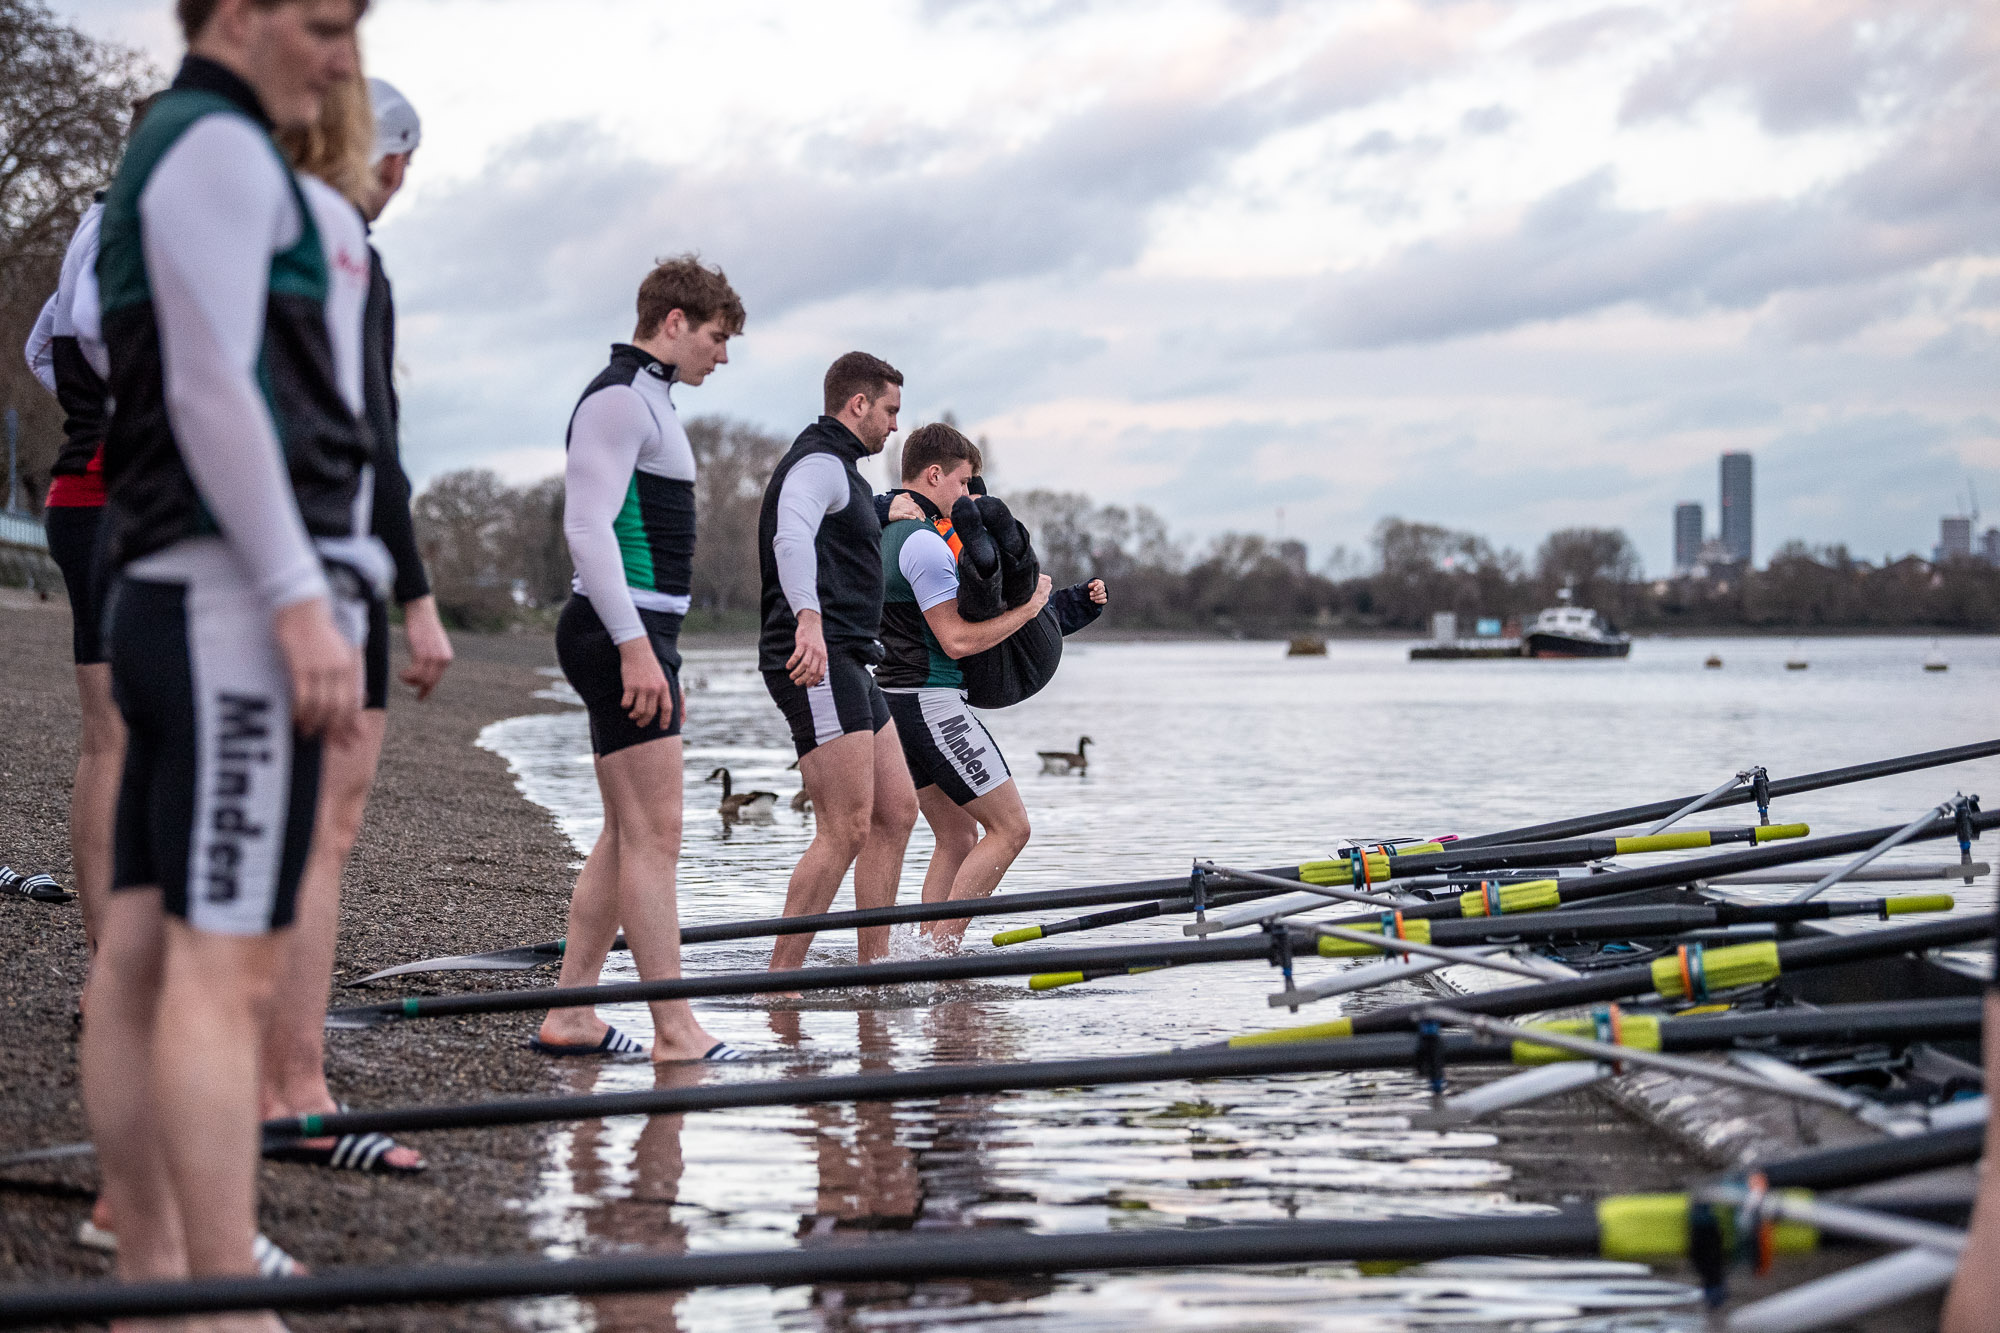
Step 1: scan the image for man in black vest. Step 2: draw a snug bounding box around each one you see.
[758,352,918,971]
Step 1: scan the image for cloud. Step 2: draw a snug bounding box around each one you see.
[1758,278,1917,344]
[1515,5,1667,68]
[1306,86,2000,349]
[1459,103,1514,134]
[1622,0,1992,134]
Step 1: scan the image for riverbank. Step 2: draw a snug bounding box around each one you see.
[0,593,578,1331]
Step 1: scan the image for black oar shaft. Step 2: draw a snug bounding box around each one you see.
[282,999,1979,1142]
[335,936,1282,1023]
[1453,738,2000,849]
[677,869,1282,944]
[0,1214,1606,1327]
[1756,1124,1984,1190]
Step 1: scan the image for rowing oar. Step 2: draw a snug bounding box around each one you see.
[1027,895,1955,993]
[1214,913,1993,1047]
[7,1185,1925,1327]
[0,999,1972,1175]
[1450,736,2000,848]
[345,739,2000,985]
[1294,806,2000,931]
[995,823,1808,947]
[330,930,1378,1028]
[345,862,1324,986]
[328,890,1967,1030]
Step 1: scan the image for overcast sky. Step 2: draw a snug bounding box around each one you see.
[59,0,2000,574]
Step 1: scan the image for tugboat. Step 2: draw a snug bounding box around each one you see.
[1521,588,1630,659]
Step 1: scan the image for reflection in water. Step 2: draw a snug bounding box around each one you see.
[559,1061,699,1333]
[489,639,2000,1331]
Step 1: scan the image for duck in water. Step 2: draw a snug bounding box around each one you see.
[1037,736,1091,774]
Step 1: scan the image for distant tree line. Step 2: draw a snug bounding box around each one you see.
[413,415,2000,636]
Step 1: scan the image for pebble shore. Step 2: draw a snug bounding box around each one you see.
[0,591,581,1331]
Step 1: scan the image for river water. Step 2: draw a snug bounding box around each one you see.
[476,635,2000,1332]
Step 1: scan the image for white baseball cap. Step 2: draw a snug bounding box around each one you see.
[368,78,421,162]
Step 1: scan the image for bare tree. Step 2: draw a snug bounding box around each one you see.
[686,414,784,615]
[0,1,152,508]
[413,469,519,629]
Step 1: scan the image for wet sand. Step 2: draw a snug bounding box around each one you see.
[0,591,578,1331]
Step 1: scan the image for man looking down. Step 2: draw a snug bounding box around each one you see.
[758,352,918,972]
[88,0,378,1308]
[878,423,1053,950]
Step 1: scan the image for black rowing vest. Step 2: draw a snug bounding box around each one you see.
[757,417,883,672]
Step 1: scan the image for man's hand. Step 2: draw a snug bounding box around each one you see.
[1087,578,1108,605]
[887,492,923,522]
[788,610,828,687]
[398,595,454,701]
[1028,574,1053,614]
[618,636,671,726]
[274,596,361,741]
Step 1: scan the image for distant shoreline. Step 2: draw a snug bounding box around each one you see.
[656,624,2000,651]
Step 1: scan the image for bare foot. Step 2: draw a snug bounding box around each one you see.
[535,1012,611,1049]
[650,1029,725,1063]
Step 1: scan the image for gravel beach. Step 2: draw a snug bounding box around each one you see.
[0,590,580,1331]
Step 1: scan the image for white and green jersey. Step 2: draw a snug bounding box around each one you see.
[562,343,696,643]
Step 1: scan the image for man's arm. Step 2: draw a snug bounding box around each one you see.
[142,117,327,611]
[774,453,849,685]
[561,387,652,644]
[364,252,430,607]
[143,116,353,735]
[772,453,847,616]
[900,530,1050,657]
[922,578,1051,658]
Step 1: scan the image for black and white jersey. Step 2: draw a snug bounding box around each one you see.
[562,343,697,644]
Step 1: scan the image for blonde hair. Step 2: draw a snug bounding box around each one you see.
[275,72,375,208]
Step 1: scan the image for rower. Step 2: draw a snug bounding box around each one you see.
[535,256,745,1062]
[20,95,159,973]
[87,0,377,1305]
[877,423,1052,950]
[255,73,448,1176]
[758,352,919,971]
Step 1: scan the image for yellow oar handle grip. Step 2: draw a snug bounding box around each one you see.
[1649,940,1780,1000]
[1753,821,1811,842]
[1298,854,1394,887]
[1597,1192,1817,1260]
[1886,893,1955,915]
[1457,878,1560,918]
[1511,1014,1663,1065]
[992,926,1044,947]
[1316,918,1434,957]
[1226,1017,1353,1048]
[1028,972,1085,991]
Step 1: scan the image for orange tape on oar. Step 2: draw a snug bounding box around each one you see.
[1376,909,1411,960]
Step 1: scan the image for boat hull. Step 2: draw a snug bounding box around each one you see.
[1523,631,1631,658]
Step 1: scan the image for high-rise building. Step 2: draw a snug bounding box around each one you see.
[1939,516,1972,561]
[1673,503,1703,574]
[1719,453,1753,565]
[1983,528,2000,567]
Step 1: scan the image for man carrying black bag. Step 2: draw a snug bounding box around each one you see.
[878,424,1104,950]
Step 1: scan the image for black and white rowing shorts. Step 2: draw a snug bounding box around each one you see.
[555,594,684,756]
[109,576,362,934]
[762,648,890,759]
[884,688,1011,807]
